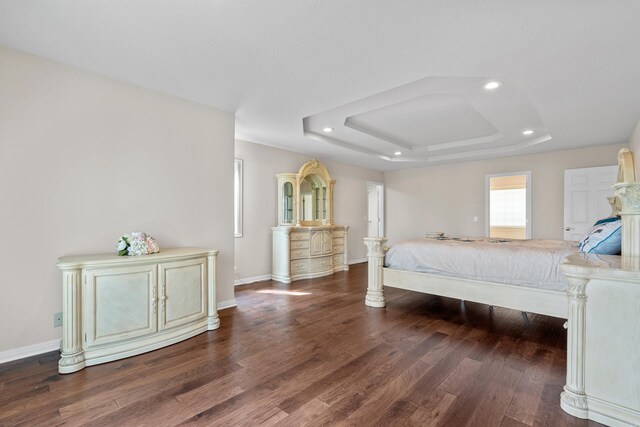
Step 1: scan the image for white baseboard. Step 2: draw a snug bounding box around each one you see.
[349,258,367,265]
[217,298,237,310]
[0,339,60,365]
[234,274,271,286]
[1,300,237,366]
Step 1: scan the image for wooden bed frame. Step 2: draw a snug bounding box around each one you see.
[363,147,637,320]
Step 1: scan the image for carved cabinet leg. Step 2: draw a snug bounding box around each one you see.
[560,277,589,418]
[207,251,221,330]
[58,267,86,374]
[363,237,387,308]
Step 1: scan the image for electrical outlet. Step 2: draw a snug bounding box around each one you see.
[53,312,63,327]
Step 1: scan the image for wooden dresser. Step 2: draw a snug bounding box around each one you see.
[272,225,349,283]
[57,247,219,374]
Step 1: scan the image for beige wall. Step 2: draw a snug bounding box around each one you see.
[234,139,384,282]
[384,144,626,245]
[0,47,235,353]
[629,119,640,178]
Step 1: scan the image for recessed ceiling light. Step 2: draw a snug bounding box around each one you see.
[394,151,402,156]
[483,81,502,90]
[323,127,333,133]
[522,129,534,135]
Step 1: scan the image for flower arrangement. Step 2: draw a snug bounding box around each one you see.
[117,232,160,256]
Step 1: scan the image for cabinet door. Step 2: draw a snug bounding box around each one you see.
[158,258,207,331]
[310,231,324,256]
[84,264,157,348]
[322,231,333,254]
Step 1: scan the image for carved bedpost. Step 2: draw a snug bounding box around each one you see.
[560,276,589,417]
[363,237,387,307]
[613,182,640,257]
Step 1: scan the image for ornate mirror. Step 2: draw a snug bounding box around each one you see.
[276,160,335,226]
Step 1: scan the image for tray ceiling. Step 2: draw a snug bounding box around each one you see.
[1,1,639,170]
[304,77,550,164]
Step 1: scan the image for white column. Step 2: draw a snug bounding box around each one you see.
[58,266,86,374]
[207,251,221,330]
[614,182,640,257]
[363,237,387,308]
[560,276,589,418]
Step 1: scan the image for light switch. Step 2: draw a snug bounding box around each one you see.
[473,216,478,223]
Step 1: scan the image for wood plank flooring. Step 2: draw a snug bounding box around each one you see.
[0,263,601,426]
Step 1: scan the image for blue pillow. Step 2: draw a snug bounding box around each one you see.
[593,216,620,226]
[578,219,622,255]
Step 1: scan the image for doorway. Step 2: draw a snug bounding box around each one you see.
[485,172,531,239]
[367,181,384,237]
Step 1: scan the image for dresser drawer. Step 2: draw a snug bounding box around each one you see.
[291,240,310,250]
[310,256,332,271]
[333,253,345,266]
[291,232,309,241]
[333,230,345,238]
[333,244,344,254]
[290,248,310,260]
[291,259,310,273]
[332,237,344,246]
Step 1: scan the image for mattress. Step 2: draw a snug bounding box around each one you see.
[384,237,578,291]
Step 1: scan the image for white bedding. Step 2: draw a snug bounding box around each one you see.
[384,237,578,291]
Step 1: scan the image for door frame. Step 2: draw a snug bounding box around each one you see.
[485,171,532,239]
[367,181,385,238]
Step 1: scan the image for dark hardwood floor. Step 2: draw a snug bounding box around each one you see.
[0,263,600,426]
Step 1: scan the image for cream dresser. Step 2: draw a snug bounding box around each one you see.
[272,160,349,283]
[272,225,349,283]
[57,247,220,374]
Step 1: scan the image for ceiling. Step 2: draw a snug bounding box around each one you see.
[1,1,639,171]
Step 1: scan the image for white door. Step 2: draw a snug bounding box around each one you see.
[367,182,384,237]
[564,165,618,241]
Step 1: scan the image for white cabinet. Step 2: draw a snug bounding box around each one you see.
[272,226,348,283]
[57,248,219,374]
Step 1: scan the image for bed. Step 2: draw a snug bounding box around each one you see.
[363,148,635,320]
[363,146,640,425]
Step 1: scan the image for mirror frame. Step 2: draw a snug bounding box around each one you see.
[275,160,336,227]
[296,160,335,226]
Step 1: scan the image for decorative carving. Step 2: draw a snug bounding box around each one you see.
[152,285,157,314]
[561,390,589,410]
[614,183,640,214]
[566,277,588,301]
[363,238,387,257]
[160,284,166,313]
[607,196,621,217]
[59,351,85,366]
[617,147,636,183]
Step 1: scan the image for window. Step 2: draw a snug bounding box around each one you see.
[485,172,531,239]
[234,159,243,237]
